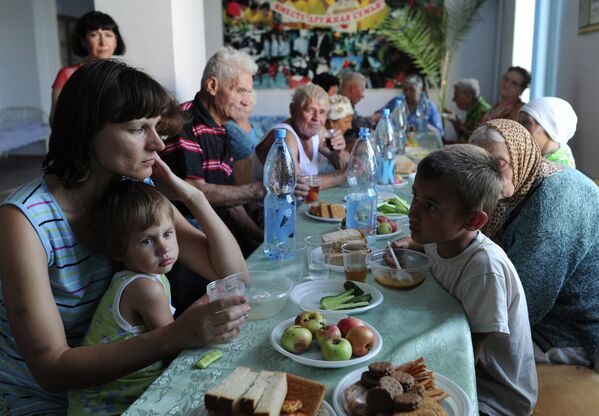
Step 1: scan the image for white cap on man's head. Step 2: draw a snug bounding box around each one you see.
[327,94,354,120]
[520,97,577,144]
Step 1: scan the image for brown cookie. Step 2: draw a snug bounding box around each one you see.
[407,384,426,397]
[366,387,394,414]
[361,371,382,388]
[391,370,415,390]
[378,376,404,397]
[368,361,394,378]
[392,392,423,412]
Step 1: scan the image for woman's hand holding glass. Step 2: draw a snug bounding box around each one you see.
[173,294,250,347]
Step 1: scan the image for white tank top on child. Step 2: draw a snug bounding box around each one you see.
[252,123,319,182]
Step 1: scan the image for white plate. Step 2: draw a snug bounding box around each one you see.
[319,400,336,416]
[332,366,473,416]
[290,280,383,315]
[270,314,383,368]
[305,209,343,223]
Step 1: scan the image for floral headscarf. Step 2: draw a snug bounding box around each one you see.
[479,119,563,243]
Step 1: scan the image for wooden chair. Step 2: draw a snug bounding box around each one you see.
[534,357,599,415]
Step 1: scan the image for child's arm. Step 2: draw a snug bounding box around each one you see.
[471,332,489,363]
[392,236,424,252]
[121,279,175,331]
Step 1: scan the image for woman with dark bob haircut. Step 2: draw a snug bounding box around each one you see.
[50,11,127,122]
[0,60,249,413]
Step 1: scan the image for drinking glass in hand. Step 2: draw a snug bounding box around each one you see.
[324,128,338,151]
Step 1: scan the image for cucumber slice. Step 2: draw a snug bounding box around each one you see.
[195,349,224,369]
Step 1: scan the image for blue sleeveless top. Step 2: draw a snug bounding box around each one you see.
[0,177,113,414]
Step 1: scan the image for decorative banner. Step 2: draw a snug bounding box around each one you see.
[272,0,386,27]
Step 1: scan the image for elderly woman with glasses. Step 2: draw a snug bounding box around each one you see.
[482,66,531,122]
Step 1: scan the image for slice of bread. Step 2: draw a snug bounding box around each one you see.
[205,367,258,415]
[319,202,331,218]
[329,204,346,219]
[239,370,271,415]
[253,371,287,416]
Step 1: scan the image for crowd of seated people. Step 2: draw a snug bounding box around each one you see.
[2,25,598,415]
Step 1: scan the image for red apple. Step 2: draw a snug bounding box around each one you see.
[315,324,342,346]
[390,221,398,233]
[320,337,352,361]
[280,325,313,354]
[295,311,325,335]
[345,325,376,356]
[337,317,364,337]
[377,215,390,223]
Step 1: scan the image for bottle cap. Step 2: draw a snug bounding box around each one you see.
[359,127,370,137]
[274,128,286,140]
[383,108,390,116]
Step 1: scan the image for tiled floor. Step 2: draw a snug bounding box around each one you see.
[0,156,44,201]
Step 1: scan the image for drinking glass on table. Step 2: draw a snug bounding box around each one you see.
[304,235,331,280]
[341,241,370,283]
[303,175,321,203]
[278,240,307,282]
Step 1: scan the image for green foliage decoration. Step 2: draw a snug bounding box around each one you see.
[378,0,487,109]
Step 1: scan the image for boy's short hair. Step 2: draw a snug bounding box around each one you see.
[92,181,175,260]
[417,144,503,215]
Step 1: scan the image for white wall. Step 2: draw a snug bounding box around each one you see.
[553,3,599,179]
[55,0,93,17]
[172,0,206,102]
[0,0,60,117]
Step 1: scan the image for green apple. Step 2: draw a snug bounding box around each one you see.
[294,311,325,335]
[377,221,393,235]
[320,337,352,361]
[315,324,342,346]
[280,325,313,354]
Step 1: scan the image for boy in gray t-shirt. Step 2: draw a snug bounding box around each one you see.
[393,145,537,415]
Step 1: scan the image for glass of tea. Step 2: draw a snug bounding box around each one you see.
[304,175,321,203]
[341,241,370,283]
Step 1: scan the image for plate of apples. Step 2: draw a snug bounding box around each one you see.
[270,311,383,368]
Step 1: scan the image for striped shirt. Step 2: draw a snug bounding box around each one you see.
[160,93,234,223]
[0,177,113,415]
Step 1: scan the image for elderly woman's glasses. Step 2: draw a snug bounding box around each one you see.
[501,75,522,88]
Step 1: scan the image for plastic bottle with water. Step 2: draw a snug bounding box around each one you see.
[263,128,296,258]
[417,91,430,133]
[373,108,396,185]
[390,96,408,155]
[346,127,378,244]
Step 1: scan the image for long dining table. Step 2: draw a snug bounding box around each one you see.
[124,180,478,416]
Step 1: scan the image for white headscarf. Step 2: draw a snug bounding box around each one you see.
[520,97,577,144]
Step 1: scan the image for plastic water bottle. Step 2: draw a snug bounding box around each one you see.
[373,108,396,185]
[346,127,377,244]
[417,92,430,133]
[390,97,407,155]
[263,128,296,258]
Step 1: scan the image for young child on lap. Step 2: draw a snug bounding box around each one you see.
[68,181,179,415]
[393,145,537,415]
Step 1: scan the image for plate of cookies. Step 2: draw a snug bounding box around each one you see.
[305,202,345,223]
[332,358,472,416]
